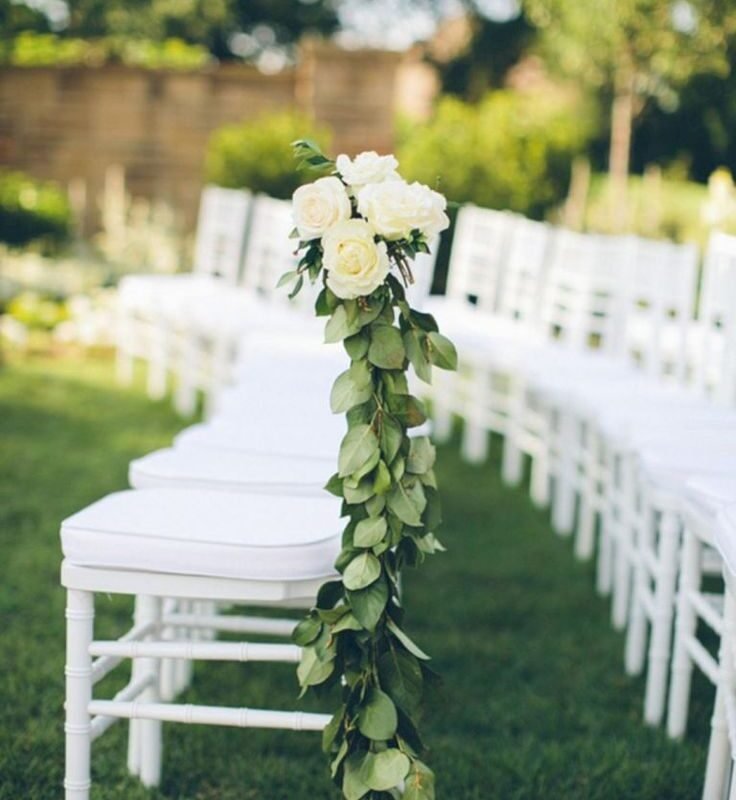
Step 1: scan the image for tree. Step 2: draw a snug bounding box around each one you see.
[48,0,340,61]
[524,0,736,226]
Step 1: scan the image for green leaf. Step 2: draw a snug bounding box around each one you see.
[404,329,432,384]
[288,274,304,299]
[292,615,322,647]
[390,456,405,482]
[378,648,424,713]
[357,687,398,740]
[366,494,386,517]
[345,331,370,360]
[343,551,381,590]
[386,394,427,428]
[387,618,431,660]
[427,331,457,370]
[325,304,359,343]
[338,424,380,478]
[276,269,298,288]
[407,437,436,475]
[330,738,349,777]
[344,478,375,505]
[403,761,436,800]
[331,369,373,414]
[368,325,405,370]
[324,473,344,497]
[322,707,344,753]
[352,446,381,482]
[332,612,363,633]
[360,749,411,792]
[354,516,388,548]
[379,415,403,464]
[409,309,439,332]
[372,459,392,496]
[349,574,389,631]
[316,579,344,609]
[387,479,426,526]
[297,646,335,687]
[343,753,372,800]
[358,297,386,327]
[423,487,442,530]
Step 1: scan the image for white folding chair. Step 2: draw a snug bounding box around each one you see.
[116,186,252,399]
[61,488,338,799]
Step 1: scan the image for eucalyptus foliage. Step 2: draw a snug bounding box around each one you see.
[282,140,457,800]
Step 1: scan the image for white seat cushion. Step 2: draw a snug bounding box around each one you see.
[61,488,341,582]
[686,475,736,514]
[130,447,328,495]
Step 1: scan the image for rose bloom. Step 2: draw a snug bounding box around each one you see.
[292,176,351,240]
[322,219,390,300]
[357,180,450,241]
[335,151,400,192]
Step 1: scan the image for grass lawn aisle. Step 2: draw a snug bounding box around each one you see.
[0,356,709,799]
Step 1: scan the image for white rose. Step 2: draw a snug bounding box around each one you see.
[357,180,450,241]
[322,219,390,299]
[335,151,400,191]
[292,176,351,241]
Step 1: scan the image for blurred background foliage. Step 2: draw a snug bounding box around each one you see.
[205,111,332,199]
[3,0,736,246]
[397,88,597,219]
[0,170,72,250]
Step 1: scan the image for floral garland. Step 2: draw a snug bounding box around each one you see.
[281,142,456,800]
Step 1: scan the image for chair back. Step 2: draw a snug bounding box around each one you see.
[192,186,252,283]
[240,195,319,312]
[495,217,551,326]
[694,231,736,405]
[620,236,699,381]
[444,205,517,310]
[538,230,630,354]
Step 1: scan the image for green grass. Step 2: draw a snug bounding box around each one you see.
[0,354,711,799]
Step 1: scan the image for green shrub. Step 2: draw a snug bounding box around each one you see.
[397,89,596,219]
[1,32,210,70]
[6,291,69,331]
[581,172,725,245]
[205,111,332,199]
[0,171,72,249]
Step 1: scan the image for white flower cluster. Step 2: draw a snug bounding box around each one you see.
[292,151,449,300]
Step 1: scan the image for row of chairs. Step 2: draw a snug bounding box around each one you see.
[423,207,736,796]
[115,186,434,417]
[62,335,416,798]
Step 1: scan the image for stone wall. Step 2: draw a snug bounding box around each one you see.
[0,40,420,232]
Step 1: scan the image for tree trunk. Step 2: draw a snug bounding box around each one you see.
[608,70,635,232]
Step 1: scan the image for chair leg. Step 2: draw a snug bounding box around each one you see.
[65,589,94,800]
[667,528,702,738]
[612,457,636,631]
[138,595,163,787]
[625,498,652,675]
[644,510,681,726]
[575,425,598,561]
[596,450,617,596]
[703,682,732,800]
[501,377,525,486]
[551,410,577,536]
[529,407,551,508]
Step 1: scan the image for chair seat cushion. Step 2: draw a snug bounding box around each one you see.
[61,488,341,582]
[130,447,327,495]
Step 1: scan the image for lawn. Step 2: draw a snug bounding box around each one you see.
[0,354,710,799]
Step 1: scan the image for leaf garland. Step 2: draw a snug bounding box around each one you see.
[282,139,456,800]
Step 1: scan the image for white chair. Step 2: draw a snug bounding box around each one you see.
[701,502,736,799]
[61,488,339,799]
[116,186,252,399]
[667,475,736,740]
